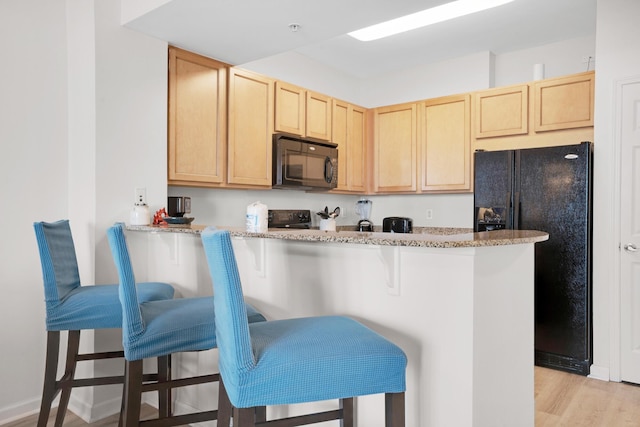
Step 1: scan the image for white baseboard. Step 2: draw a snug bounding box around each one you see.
[0,397,40,425]
[588,364,610,381]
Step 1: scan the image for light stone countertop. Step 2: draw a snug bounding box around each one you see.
[126,224,549,248]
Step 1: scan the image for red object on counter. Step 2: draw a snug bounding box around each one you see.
[153,208,168,225]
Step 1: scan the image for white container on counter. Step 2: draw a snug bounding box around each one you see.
[246,201,268,233]
[130,204,150,226]
[319,218,336,231]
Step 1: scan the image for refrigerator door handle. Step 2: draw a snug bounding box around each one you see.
[513,191,521,229]
[506,192,513,229]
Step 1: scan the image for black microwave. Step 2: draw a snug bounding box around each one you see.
[272,133,338,190]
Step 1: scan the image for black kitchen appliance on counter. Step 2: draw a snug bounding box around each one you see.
[382,217,413,233]
[474,142,593,375]
[268,209,312,229]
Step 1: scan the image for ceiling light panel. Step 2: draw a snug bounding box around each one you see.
[348,0,515,41]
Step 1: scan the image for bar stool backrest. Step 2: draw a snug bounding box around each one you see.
[201,228,256,377]
[34,220,81,312]
[107,224,147,343]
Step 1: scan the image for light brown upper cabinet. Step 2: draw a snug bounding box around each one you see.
[373,103,418,193]
[421,94,472,193]
[275,81,332,140]
[274,81,305,136]
[533,71,594,132]
[227,68,274,187]
[306,91,332,140]
[168,47,228,186]
[332,100,367,193]
[474,85,528,138]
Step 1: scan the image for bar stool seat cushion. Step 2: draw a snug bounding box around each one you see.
[123,296,265,361]
[224,315,406,408]
[45,282,175,331]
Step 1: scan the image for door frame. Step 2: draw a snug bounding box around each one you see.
[610,75,640,382]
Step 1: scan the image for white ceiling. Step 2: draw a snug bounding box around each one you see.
[124,0,597,79]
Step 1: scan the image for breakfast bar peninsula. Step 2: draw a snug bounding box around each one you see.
[125,225,548,427]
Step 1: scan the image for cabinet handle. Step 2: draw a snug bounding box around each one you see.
[624,243,638,252]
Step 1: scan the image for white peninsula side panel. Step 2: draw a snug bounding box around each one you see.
[129,230,535,427]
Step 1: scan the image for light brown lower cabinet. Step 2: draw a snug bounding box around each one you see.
[421,94,472,193]
[227,68,274,187]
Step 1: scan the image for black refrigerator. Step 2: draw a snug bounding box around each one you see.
[473,142,593,375]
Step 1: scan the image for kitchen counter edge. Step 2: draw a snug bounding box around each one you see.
[126,225,549,248]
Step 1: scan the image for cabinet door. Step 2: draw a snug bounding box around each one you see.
[227,68,274,187]
[168,47,227,185]
[332,100,367,193]
[349,105,367,192]
[422,94,471,192]
[275,81,305,136]
[533,71,594,132]
[474,85,528,138]
[306,90,332,140]
[373,103,417,193]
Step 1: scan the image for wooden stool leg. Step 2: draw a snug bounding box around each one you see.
[385,392,405,427]
[37,331,61,427]
[217,378,232,427]
[53,330,80,427]
[340,397,354,427]
[255,406,267,423]
[234,407,256,427]
[157,355,171,418]
[122,360,144,427]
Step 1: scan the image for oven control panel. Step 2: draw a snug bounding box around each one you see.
[268,209,312,229]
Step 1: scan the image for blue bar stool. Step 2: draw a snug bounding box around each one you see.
[201,228,407,427]
[33,220,176,427]
[107,223,266,426]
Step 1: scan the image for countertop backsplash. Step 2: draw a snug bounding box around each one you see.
[167,187,474,229]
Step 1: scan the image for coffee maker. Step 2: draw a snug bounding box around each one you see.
[355,198,373,232]
[167,196,191,218]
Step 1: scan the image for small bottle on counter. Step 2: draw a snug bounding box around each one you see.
[246,201,268,233]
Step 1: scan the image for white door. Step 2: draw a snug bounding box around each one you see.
[620,79,640,384]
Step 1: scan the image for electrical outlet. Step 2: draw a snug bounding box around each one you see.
[135,187,147,205]
[582,55,594,63]
[426,209,433,220]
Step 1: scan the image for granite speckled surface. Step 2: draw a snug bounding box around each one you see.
[127,224,548,248]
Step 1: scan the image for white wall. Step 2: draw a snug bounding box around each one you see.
[169,186,473,230]
[242,36,596,108]
[0,0,169,422]
[494,35,596,87]
[0,0,69,421]
[591,0,640,381]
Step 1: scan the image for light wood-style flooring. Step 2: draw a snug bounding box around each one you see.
[535,366,640,426]
[3,367,640,426]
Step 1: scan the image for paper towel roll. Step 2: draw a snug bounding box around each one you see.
[246,201,268,233]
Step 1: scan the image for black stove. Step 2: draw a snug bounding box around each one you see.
[268,209,312,229]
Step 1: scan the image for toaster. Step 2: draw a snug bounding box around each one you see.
[382,217,413,233]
